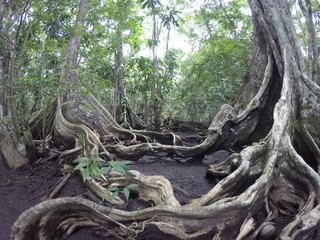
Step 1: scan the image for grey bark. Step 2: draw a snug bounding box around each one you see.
[59,0,89,88]
[113,29,125,123]
[298,0,319,82]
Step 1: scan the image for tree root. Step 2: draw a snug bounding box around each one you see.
[108,170,181,207]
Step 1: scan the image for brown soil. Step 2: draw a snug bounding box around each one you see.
[0,125,230,240]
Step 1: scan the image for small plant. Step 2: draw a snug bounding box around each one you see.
[131,207,142,221]
[73,155,106,181]
[77,133,85,147]
[72,153,139,201]
[107,183,139,202]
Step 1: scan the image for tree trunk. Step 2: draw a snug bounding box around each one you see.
[0,0,36,167]
[298,0,319,82]
[9,0,320,239]
[147,13,158,130]
[0,120,28,168]
[111,1,146,129]
[165,25,171,54]
[113,30,125,123]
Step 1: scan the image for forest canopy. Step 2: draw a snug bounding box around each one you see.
[1,0,254,126]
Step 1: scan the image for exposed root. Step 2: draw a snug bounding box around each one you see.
[83,172,125,205]
[108,170,180,207]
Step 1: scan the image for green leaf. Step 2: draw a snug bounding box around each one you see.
[113,165,126,174]
[74,161,88,170]
[109,190,119,201]
[98,166,111,175]
[126,183,139,189]
[73,157,89,163]
[142,1,148,9]
[108,160,131,171]
[108,160,117,167]
[76,101,92,110]
[132,208,142,220]
[115,160,132,166]
[82,168,91,182]
[92,157,105,163]
[123,187,130,201]
[90,164,100,176]
[107,186,119,192]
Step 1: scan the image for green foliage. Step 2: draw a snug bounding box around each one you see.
[124,50,180,121]
[140,0,162,10]
[161,7,180,29]
[73,154,139,202]
[107,183,139,201]
[166,0,252,123]
[4,0,253,129]
[170,36,251,123]
[4,0,318,134]
[131,207,142,220]
[77,134,86,147]
[73,155,132,181]
[73,156,106,181]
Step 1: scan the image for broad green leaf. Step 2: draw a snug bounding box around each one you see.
[92,157,105,163]
[109,190,119,201]
[113,165,126,174]
[74,162,88,170]
[90,164,100,176]
[98,167,111,175]
[115,160,132,166]
[107,186,119,192]
[108,160,117,167]
[82,168,91,182]
[123,187,130,201]
[73,157,89,163]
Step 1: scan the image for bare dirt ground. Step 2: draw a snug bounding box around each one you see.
[0,123,230,240]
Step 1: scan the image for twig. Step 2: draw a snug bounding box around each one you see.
[44,172,72,200]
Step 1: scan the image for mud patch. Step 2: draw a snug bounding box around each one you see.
[130,156,216,205]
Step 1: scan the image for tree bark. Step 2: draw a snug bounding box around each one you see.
[298,0,319,82]
[147,13,158,130]
[113,29,125,123]
[0,120,28,168]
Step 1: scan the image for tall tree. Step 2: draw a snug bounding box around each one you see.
[7,0,320,239]
[0,0,37,167]
[298,0,319,82]
[162,6,180,54]
[111,0,131,123]
[141,0,162,130]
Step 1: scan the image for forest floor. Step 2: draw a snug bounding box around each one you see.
[0,122,230,240]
